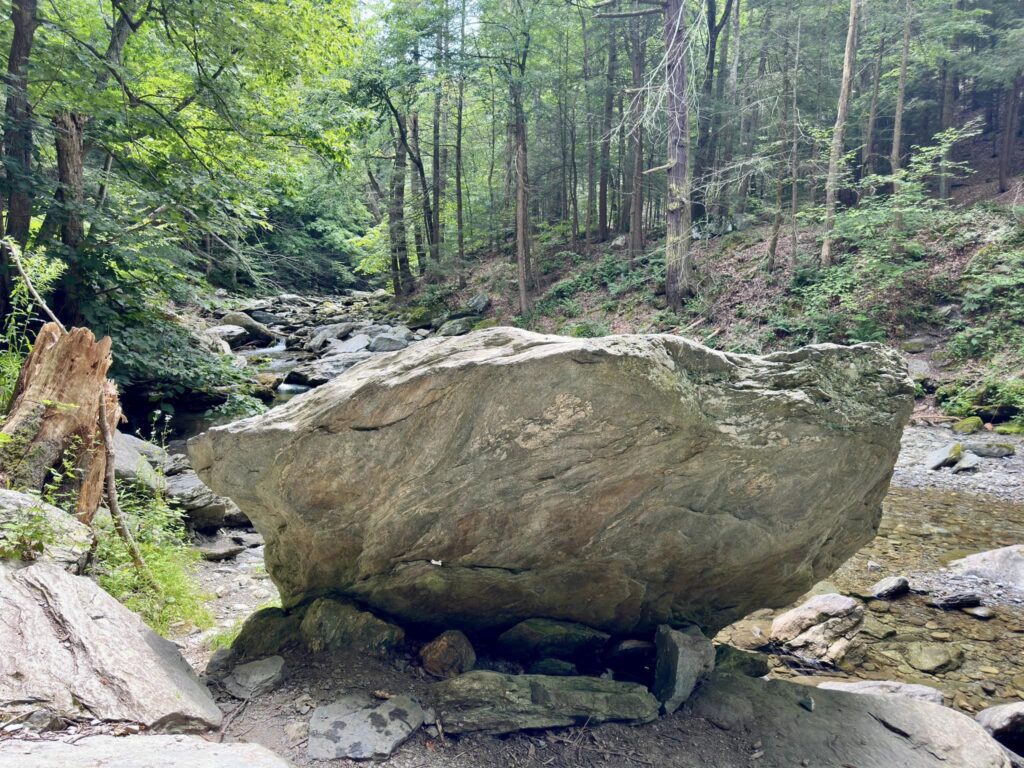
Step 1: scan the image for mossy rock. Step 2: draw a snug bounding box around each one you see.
[404,305,439,330]
[232,606,305,660]
[994,423,1024,435]
[472,318,499,331]
[299,597,405,656]
[951,417,984,435]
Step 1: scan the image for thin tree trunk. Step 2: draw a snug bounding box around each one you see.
[891,0,911,228]
[389,129,412,295]
[455,0,467,283]
[737,7,772,215]
[51,111,88,324]
[693,0,734,221]
[998,74,1023,194]
[790,18,803,265]
[410,112,428,275]
[861,33,886,179]
[599,25,617,242]
[665,0,695,307]
[512,82,531,314]
[937,2,960,201]
[628,18,647,264]
[820,0,860,267]
[2,0,40,269]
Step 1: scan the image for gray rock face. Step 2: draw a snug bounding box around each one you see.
[949,546,1024,591]
[307,322,360,352]
[868,575,910,599]
[0,735,294,767]
[817,680,945,705]
[430,671,659,734]
[368,333,409,352]
[686,672,1010,768]
[166,471,248,530]
[223,655,286,699]
[329,332,371,353]
[113,431,167,492]
[0,490,91,572]
[220,311,277,344]
[953,451,982,473]
[653,624,716,714]
[926,442,964,470]
[207,324,249,349]
[965,442,1015,458]
[285,351,372,386]
[308,693,424,760]
[770,593,864,664]
[191,328,913,635]
[0,561,221,731]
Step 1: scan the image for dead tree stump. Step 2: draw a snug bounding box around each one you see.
[0,322,114,523]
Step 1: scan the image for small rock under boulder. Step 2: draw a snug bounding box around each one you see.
[308,693,424,761]
[0,735,294,768]
[496,618,609,665]
[166,471,248,531]
[653,624,716,714]
[223,655,286,699]
[430,670,659,734]
[299,598,405,655]
[419,630,476,678]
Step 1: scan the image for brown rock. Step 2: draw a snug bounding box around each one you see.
[420,630,476,678]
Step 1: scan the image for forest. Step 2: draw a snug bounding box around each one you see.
[1,0,1024,766]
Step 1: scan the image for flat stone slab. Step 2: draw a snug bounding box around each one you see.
[224,655,286,699]
[430,670,659,734]
[817,679,945,705]
[0,735,294,767]
[686,672,1010,768]
[308,693,424,760]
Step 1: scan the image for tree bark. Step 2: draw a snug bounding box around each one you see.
[388,128,412,295]
[598,25,617,242]
[0,323,113,524]
[693,0,734,221]
[861,33,886,179]
[665,0,695,308]
[512,80,532,314]
[998,74,1023,194]
[628,17,647,264]
[455,0,467,281]
[2,0,39,253]
[51,111,88,324]
[819,0,860,267]
[891,0,911,228]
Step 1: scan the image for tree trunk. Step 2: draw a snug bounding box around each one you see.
[455,0,467,283]
[861,34,886,179]
[389,130,412,295]
[665,0,695,308]
[512,82,532,315]
[0,323,113,524]
[736,7,772,215]
[998,74,1023,194]
[693,0,733,221]
[628,18,647,264]
[599,26,617,242]
[410,112,428,274]
[2,0,40,254]
[937,2,961,201]
[51,111,88,324]
[891,0,912,228]
[819,0,859,267]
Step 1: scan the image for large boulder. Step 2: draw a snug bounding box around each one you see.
[0,735,293,767]
[191,328,913,635]
[113,430,167,492]
[685,672,1011,768]
[0,561,221,731]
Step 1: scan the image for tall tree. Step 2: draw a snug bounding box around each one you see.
[820,0,861,267]
[664,0,695,306]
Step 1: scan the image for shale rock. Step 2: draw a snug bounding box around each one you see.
[191,328,913,635]
[223,655,286,699]
[430,671,659,734]
[166,470,248,530]
[0,561,221,730]
[685,672,1010,768]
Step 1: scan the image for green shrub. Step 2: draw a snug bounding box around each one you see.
[566,320,610,338]
[0,501,57,561]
